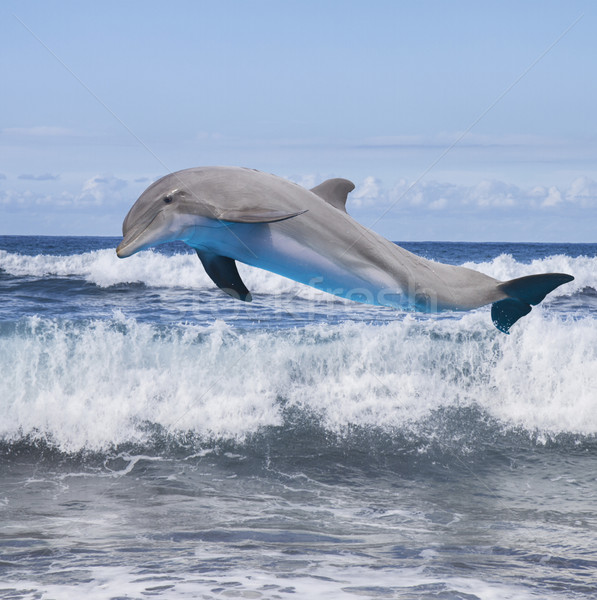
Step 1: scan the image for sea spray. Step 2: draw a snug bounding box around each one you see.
[1,312,595,453]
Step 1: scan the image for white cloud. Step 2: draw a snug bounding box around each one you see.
[18,173,60,181]
[3,170,596,240]
[358,132,563,150]
[565,176,597,207]
[468,180,517,208]
[346,176,597,213]
[352,176,383,207]
[1,174,146,212]
[287,173,320,190]
[3,126,80,137]
[0,189,25,206]
[541,186,563,208]
[429,197,448,210]
[76,175,128,206]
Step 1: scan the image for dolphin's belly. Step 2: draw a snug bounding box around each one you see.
[188,223,412,308]
[243,230,410,307]
[187,219,503,312]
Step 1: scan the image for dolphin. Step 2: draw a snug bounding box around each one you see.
[116,166,573,333]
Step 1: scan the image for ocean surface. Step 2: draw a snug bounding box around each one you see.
[1,235,596,600]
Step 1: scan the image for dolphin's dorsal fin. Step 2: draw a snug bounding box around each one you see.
[196,250,252,302]
[310,178,355,213]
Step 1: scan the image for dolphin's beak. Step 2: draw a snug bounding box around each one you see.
[116,231,145,258]
[116,239,134,258]
[116,211,165,258]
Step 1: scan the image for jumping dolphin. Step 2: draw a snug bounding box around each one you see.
[116,166,573,333]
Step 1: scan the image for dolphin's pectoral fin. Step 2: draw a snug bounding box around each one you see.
[491,273,574,333]
[217,208,307,223]
[310,178,355,213]
[196,250,252,302]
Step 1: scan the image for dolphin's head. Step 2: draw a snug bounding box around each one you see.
[117,166,307,258]
[116,171,211,258]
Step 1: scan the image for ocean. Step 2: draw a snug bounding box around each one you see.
[1,235,596,599]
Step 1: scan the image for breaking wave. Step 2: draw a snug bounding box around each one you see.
[1,312,595,453]
[1,247,594,299]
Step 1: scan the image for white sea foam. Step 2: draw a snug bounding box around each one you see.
[462,253,596,296]
[1,247,593,299]
[1,312,595,452]
[0,248,331,300]
[6,562,541,600]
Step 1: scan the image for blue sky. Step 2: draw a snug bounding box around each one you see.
[1,0,596,241]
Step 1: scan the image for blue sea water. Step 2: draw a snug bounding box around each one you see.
[1,235,596,599]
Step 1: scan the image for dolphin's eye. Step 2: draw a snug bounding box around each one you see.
[163,195,173,204]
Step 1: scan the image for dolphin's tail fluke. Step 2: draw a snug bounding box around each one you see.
[491,273,574,334]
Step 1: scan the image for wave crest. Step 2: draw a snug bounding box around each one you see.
[1,248,593,299]
[1,313,595,453]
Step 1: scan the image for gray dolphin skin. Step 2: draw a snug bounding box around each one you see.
[117,166,574,333]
